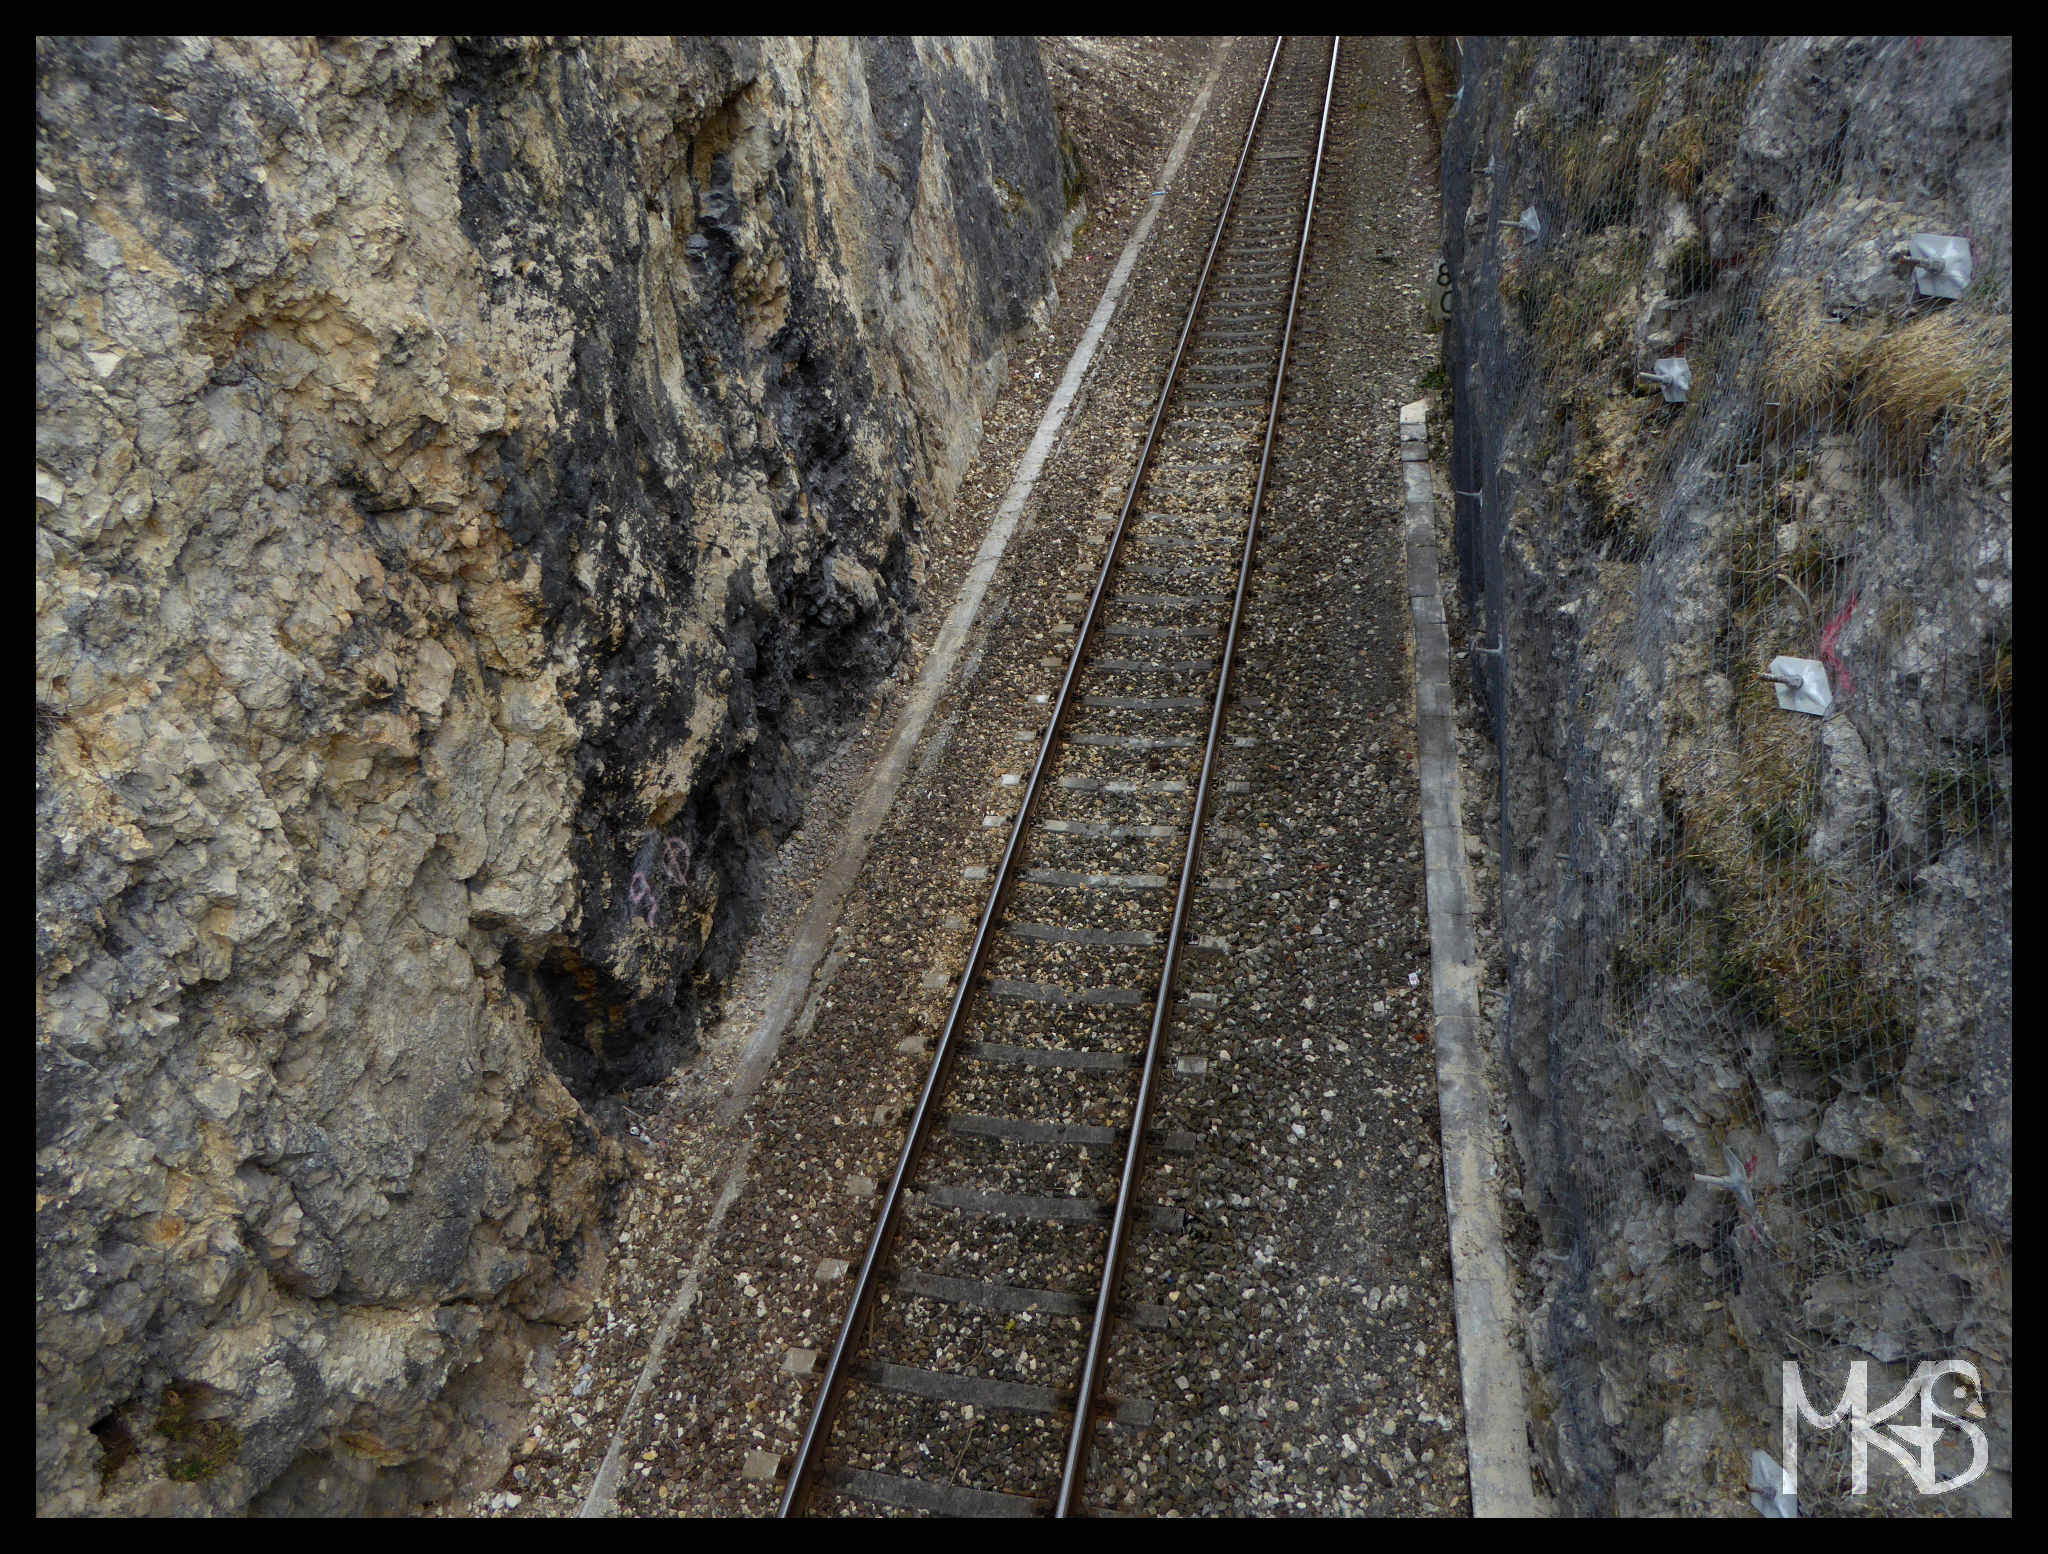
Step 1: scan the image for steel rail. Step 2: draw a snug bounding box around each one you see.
[777,35,1290,1519]
[1055,33,1343,1519]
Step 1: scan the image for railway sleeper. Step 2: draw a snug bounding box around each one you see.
[847,1361,1157,1428]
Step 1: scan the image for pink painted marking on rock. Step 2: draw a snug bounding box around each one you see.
[1818,589,1859,701]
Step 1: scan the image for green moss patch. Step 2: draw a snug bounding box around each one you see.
[156,1383,241,1484]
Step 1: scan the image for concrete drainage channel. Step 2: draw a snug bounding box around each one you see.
[1400,399,1538,1517]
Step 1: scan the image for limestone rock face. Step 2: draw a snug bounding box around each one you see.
[36,35,1074,1515]
[1443,37,2009,1517]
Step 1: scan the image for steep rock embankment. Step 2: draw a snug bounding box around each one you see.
[36,34,1075,1515]
[1442,37,2010,1515]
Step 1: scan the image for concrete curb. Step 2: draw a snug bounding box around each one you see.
[1402,398,1538,1518]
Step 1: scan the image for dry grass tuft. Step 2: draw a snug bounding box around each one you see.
[1987,633,2012,704]
[1762,283,2012,476]
[1857,308,2012,472]
[1760,281,1879,420]
[1648,678,1913,1071]
[1576,392,1663,548]
[1657,115,1709,196]
[1654,492,1931,1070]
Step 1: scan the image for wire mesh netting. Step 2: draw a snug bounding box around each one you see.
[1436,36,2010,1516]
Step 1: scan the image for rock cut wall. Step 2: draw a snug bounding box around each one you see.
[36,34,1075,1515]
[1442,36,2010,1516]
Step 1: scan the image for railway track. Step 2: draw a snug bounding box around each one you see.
[779,35,1341,1517]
